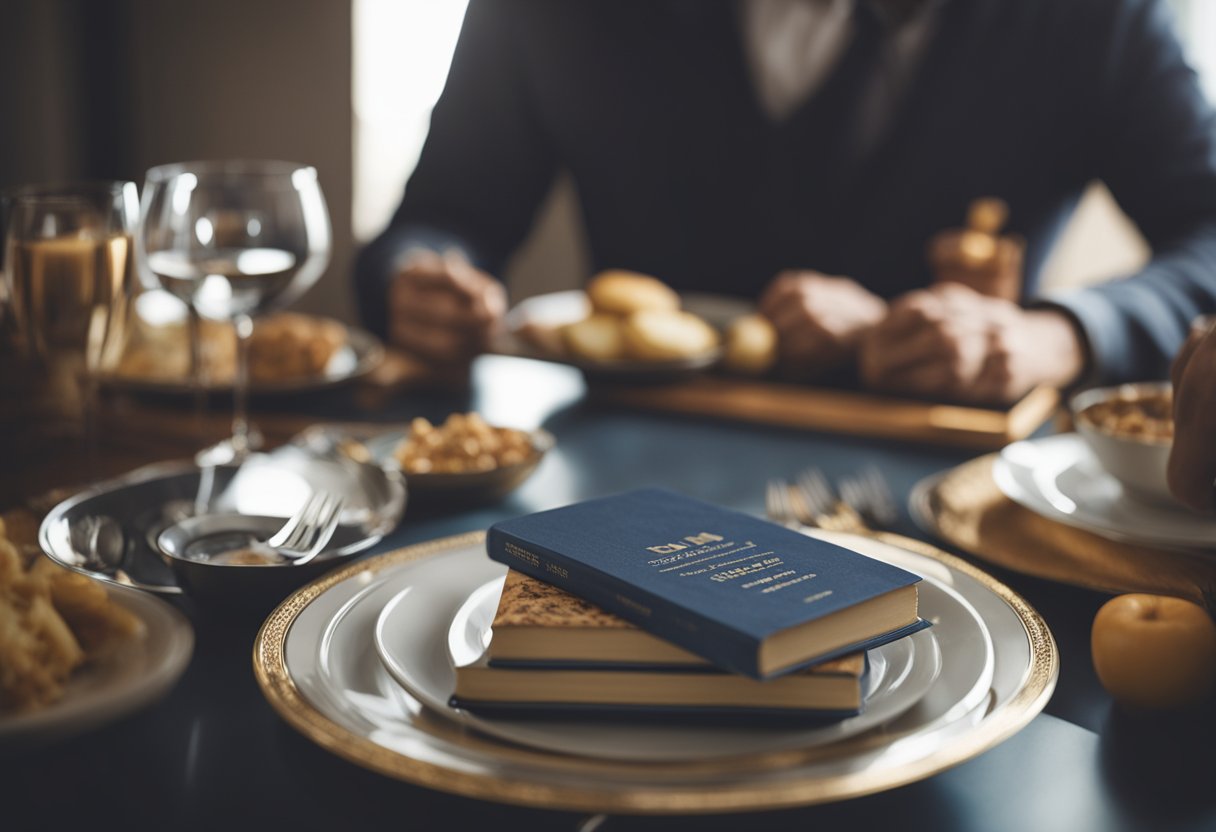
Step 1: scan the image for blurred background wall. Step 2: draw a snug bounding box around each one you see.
[0,0,354,320]
[3,0,1215,323]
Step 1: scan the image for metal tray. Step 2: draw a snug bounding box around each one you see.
[39,435,406,595]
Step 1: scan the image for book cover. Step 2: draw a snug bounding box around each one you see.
[487,488,926,679]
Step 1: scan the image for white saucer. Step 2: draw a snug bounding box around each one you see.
[993,435,1216,551]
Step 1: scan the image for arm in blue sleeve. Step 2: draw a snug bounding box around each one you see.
[1041,0,1216,384]
[353,0,559,339]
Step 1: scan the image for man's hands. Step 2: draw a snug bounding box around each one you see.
[1168,318,1216,512]
[758,271,887,377]
[859,282,1085,404]
[755,271,1086,404]
[388,250,506,365]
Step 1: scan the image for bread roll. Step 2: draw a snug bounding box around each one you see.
[622,310,719,361]
[562,314,627,362]
[586,270,680,315]
[724,313,778,375]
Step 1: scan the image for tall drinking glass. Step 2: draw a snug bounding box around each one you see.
[136,161,331,462]
[2,181,139,457]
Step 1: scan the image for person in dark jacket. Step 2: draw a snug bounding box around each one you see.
[356,0,1216,404]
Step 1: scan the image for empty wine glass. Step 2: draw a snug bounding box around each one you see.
[136,160,331,462]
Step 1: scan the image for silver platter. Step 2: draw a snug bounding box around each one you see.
[38,433,406,595]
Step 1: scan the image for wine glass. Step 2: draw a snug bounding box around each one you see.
[136,160,331,462]
[1,181,139,464]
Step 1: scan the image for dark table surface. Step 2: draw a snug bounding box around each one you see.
[5,356,1216,832]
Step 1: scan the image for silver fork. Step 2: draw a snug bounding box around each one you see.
[765,478,800,527]
[267,491,344,564]
[792,468,869,533]
[838,465,899,529]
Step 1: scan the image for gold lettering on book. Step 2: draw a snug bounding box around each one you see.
[646,531,724,555]
[503,541,540,567]
[709,557,784,583]
[646,543,688,555]
[760,572,818,594]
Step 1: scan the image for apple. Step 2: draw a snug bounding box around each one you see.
[1091,594,1216,710]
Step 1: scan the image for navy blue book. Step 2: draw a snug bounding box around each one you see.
[486,488,927,679]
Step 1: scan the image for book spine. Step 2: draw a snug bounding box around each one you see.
[486,526,761,677]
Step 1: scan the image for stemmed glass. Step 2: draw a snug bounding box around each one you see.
[2,181,139,469]
[136,161,331,462]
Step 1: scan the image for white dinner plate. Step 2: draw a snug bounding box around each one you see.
[993,434,1216,551]
[0,584,194,748]
[259,529,1054,813]
[369,567,944,762]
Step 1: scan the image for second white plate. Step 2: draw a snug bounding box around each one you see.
[993,434,1216,551]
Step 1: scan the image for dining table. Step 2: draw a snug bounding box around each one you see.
[4,354,1215,832]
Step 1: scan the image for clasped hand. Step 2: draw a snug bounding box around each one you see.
[760,275,1085,405]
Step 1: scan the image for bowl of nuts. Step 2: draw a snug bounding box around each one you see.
[1071,382,1174,505]
[376,413,554,504]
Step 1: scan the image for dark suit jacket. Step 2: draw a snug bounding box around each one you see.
[356,0,1216,385]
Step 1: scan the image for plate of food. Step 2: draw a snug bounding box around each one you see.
[361,412,553,504]
[101,292,383,394]
[0,517,194,747]
[498,272,770,381]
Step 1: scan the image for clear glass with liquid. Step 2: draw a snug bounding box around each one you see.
[2,182,139,466]
[136,162,331,460]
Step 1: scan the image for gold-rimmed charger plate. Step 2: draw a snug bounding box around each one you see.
[253,529,1056,814]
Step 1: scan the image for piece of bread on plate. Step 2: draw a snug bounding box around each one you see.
[622,309,719,361]
[586,270,680,315]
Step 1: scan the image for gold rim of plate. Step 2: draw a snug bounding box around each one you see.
[252,530,1058,814]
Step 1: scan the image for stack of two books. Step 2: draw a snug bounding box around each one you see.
[452,489,928,720]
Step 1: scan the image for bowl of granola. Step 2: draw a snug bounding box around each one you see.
[1071,382,1174,505]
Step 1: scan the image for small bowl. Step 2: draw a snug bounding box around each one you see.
[157,513,367,606]
[404,428,555,504]
[363,426,554,506]
[1070,382,1174,505]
